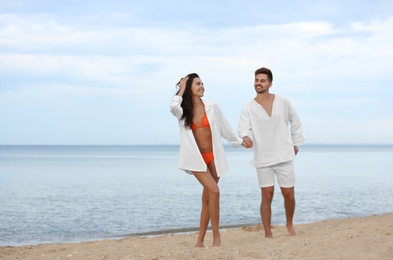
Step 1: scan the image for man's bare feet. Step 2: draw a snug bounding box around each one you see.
[195,240,204,247]
[264,226,273,238]
[286,224,297,236]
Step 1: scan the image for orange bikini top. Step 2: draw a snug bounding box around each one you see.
[191,112,210,130]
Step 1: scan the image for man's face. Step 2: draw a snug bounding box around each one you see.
[254,73,272,94]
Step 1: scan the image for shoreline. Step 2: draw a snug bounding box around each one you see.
[1,213,392,259]
[0,214,382,248]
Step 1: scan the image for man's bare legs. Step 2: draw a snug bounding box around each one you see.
[261,186,274,238]
[193,161,220,247]
[261,186,296,237]
[281,187,296,236]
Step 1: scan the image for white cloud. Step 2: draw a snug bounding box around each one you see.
[351,16,393,32]
[1,7,392,144]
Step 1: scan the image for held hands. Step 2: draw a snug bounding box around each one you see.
[241,138,297,152]
[241,136,253,149]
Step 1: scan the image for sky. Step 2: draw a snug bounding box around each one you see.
[1,0,392,145]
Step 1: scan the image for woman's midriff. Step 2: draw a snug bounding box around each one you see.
[192,127,213,153]
[192,128,214,165]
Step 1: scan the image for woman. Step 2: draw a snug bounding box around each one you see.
[170,73,246,247]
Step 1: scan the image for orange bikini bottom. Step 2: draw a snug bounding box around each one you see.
[201,152,214,165]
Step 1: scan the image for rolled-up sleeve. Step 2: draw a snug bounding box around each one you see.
[288,103,307,146]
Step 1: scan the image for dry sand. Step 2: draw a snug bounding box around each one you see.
[1,213,392,260]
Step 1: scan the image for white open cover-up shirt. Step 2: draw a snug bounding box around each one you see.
[170,95,242,176]
[238,95,306,168]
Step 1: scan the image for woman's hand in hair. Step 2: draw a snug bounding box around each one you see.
[177,76,188,96]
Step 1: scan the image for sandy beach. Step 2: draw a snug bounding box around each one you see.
[1,213,392,260]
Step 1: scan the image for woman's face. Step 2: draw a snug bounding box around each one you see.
[190,77,204,97]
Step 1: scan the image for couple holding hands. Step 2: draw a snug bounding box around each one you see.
[169,67,306,247]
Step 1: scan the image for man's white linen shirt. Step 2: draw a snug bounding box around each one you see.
[170,95,242,176]
[238,95,306,168]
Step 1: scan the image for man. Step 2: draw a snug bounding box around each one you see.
[238,67,306,238]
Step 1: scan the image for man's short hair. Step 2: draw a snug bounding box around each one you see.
[255,67,273,82]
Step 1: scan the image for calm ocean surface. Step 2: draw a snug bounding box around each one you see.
[0,145,392,246]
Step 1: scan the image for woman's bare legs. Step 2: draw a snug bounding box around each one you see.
[193,161,220,247]
[195,187,209,247]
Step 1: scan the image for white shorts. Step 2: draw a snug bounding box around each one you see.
[256,161,295,188]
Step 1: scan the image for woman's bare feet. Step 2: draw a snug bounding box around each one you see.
[212,235,221,247]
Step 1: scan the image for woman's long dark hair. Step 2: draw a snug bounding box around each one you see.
[175,73,200,129]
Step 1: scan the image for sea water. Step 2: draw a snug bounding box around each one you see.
[0,145,392,246]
